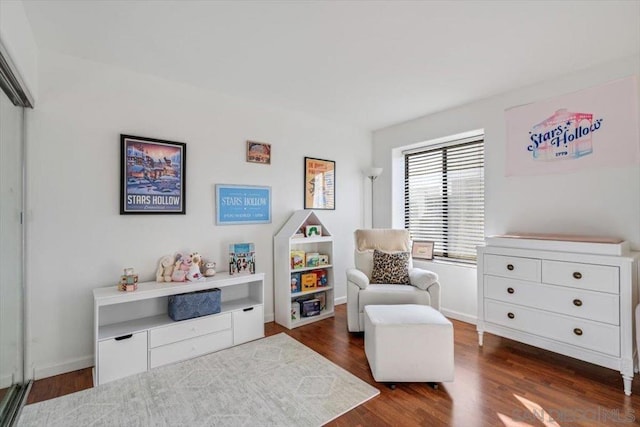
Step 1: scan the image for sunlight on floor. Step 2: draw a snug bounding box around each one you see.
[497,394,561,427]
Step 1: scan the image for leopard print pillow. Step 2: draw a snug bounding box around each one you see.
[370,249,410,284]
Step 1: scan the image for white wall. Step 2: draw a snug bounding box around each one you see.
[373,55,640,322]
[0,0,38,100]
[26,49,370,379]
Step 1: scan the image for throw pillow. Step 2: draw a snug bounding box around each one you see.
[371,249,410,284]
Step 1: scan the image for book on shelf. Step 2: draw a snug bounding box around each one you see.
[290,250,305,269]
[301,272,317,291]
[291,272,301,293]
[312,269,328,287]
[314,291,326,311]
[229,243,255,275]
[305,225,322,237]
[318,254,329,265]
[305,252,320,267]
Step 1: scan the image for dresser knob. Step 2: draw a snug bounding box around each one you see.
[573,272,582,279]
[507,264,514,271]
[507,287,515,294]
[573,328,583,336]
[573,299,582,307]
[507,312,515,319]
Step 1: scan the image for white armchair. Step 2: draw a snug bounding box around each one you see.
[346,229,441,332]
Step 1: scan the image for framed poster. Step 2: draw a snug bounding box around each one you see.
[120,134,186,214]
[216,184,272,224]
[246,141,271,164]
[412,241,434,260]
[304,157,335,210]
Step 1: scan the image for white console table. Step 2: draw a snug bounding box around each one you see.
[477,236,638,395]
[93,272,264,385]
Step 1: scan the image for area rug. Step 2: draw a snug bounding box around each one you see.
[18,333,379,426]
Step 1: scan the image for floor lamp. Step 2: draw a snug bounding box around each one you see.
[365,167,383,227]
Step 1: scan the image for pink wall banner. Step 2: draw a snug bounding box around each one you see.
[505,76,639,176]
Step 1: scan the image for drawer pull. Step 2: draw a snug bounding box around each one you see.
[573,328,583,336]
[507,287,515,294]
[507,264,514,271]
[573,299,583,307]
[572,272,582,279]
[114,334,133,341]
[243,307,254,312]
[507,312,515,319]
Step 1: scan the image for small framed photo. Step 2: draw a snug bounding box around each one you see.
[246,141,271,164]
[412,241,434,260]
[120,134,186,214]
[305,225,322,237]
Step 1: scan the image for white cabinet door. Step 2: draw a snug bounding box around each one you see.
[233,305,264,345]
[98,331,147,384]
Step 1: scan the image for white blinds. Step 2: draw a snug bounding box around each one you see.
[404,138,484,263]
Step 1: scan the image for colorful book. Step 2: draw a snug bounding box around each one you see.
[301,273,317,291]
[291,250,306,269]
[229,243,255,275]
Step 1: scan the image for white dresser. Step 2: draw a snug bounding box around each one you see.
[477,237,639,395]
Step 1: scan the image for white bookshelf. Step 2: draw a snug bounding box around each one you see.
[274,210,335,329]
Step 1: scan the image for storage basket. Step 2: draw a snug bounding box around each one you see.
[168,288,221,321]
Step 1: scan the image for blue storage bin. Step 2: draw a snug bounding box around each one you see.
[168,288,221,321]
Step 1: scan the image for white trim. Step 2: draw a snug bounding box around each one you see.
[264,312,274,323]
[33,356,93,380]
[401,128,484,155]
[335,296,347,305]
[441,308,476,325]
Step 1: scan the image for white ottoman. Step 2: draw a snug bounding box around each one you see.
[364,304,454,383]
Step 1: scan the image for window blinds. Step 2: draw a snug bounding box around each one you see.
[404,138,484,263]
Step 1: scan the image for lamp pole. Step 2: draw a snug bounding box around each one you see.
[366,167,383,227]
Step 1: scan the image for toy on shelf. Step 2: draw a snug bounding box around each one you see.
[156,254,175,282]
[171,253,189,282]
[204,261,216,277]
[119,267,138,292]
[186,252,205,281]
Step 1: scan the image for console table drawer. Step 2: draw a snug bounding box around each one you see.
[149,312,232,348]
[484,254,540,282]
[485,300,620,357]
[485,276,620,325]
[98,331,148,384]
[542,260,619,293]
[150,329,233,369]
[232,305,264,345]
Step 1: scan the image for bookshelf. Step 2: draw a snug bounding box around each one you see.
[274,210,335,329]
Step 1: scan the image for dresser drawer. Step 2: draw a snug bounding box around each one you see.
[542,260,619,294]
[485,276,620,325]
[149,329,233,369]
[149,312,232,348]
[98,331,148,384]
[484,254,541,282]
[485,300,620,357]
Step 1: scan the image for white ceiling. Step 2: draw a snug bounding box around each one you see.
[22,0,640,131]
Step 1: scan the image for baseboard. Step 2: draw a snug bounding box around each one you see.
[264,312,275,322]
[335,296,346,305]
[441,308,476,325]
[33,355,94,380]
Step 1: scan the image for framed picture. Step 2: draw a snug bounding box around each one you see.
[246,141,271,164]
[412,241,434,260]
[215,184,272,224]
[120,134,186,214]
[304,157,335,210]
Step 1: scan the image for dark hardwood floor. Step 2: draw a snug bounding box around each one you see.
[27,304,639,426]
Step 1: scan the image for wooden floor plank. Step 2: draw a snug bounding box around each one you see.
[25,304,639,426]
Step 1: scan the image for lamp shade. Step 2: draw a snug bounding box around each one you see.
[365,167,383,179]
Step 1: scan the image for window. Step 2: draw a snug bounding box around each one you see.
[404,136,484,263]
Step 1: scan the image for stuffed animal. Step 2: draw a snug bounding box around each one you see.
[186,252,205,282]
[171,253,189,282]
[204,261,216,277]
[156,255,175,282]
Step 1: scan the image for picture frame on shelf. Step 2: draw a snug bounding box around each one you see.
[304,157,335,210]
[412,240,434,260]
[120,134,186,214]
[305,225,322,237]
[246,141,271,164]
